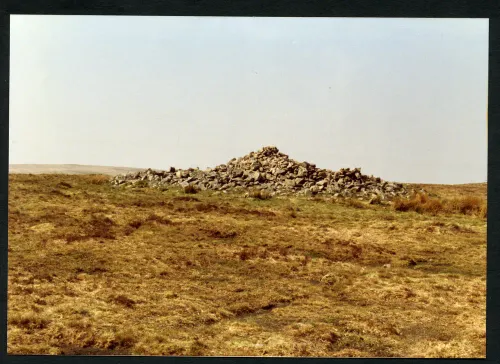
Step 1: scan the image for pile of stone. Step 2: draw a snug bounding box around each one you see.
[111,146,411,201]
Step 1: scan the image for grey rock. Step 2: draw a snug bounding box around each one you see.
[109,145,410,200]
[310,186,319,194]
[253,171,265,182]
[233,169,244,178]
[295,178,305,186]
[297,166,308,177]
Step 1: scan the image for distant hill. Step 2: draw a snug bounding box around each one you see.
[9,164,145,176]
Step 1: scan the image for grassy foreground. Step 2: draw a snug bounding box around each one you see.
[8,174,486,357]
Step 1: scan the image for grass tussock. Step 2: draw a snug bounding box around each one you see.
[145,214,173,225]
[128,220,143,229]
[109,295,136,308]
[239,247,259,261]
[113,330,138,348]
[183,184,199,194]
[369,195,382,205]
[480,204,487,219]
[131,180,149,188]
[8,174,486,357]
[205,227,238,239]
[344,198,366,209]
[123,214,172,234]
[393,192,486,217]
[60,232,85,243]
[89,175,110,185]
[87,215,117,239]
[248,189,272,200]
[173,196,200,202]
[57,215,117,242]
[446,196,485,215]
[50,189,71,198]
[56,181,72,189]
[9,312,51,329]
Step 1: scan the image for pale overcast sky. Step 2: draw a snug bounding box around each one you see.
[9,16,488,184]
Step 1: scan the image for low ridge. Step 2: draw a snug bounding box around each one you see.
[110,146,411,200]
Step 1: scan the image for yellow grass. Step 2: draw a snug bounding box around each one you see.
[248,189,272,200]
[393,190,486,217]
[8,174,486,357]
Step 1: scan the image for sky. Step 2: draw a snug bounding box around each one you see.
[9,16,488,184]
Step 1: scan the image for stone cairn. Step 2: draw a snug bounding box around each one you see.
[110,146,411,201]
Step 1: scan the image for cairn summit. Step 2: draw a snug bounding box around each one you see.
[111,146,409,200]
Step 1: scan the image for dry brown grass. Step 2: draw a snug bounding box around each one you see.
[480,204,487,219]
[183,184,199,194]
[368,195,383,205]
[393,192,486,218]
[248,189,273,200]
[446,196,485,215]
[343,198,366,209]
[82,174,111,185]
[7,174,486,357]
